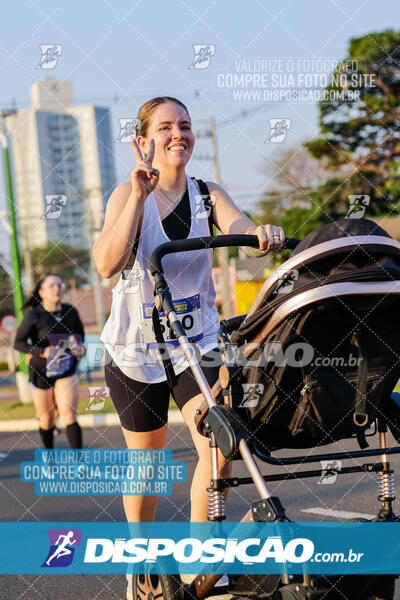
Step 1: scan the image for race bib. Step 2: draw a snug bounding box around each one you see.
[141,294,203,348]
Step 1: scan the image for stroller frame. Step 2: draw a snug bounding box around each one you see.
[148,234,400,600]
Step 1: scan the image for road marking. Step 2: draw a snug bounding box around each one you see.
[302,508,376,520]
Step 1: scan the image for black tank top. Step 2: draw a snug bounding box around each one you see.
[161,188,191,240]
[131,181,214,257]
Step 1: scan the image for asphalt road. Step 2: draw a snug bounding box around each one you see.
[1,423,399,599]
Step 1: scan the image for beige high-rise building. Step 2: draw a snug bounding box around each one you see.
[5,77,116,254]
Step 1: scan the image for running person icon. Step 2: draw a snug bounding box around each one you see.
[45,531,77,566]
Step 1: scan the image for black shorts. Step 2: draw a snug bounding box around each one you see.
[104,348,220,432]
[29,361,78,390]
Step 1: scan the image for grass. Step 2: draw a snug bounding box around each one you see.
[0,373,105,395]
[0,395,178,421]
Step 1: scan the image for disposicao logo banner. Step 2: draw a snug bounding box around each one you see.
[1,522,400,574]
[20,449,186,496]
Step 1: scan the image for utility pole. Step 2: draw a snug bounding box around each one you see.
[0,108,31,404]
[20,219,34,291]
[208,117,233,318]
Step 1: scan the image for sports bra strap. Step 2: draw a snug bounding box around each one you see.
[122,178,214,275]
[191,177,214,236]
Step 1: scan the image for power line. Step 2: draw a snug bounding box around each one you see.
[0,97,270,132]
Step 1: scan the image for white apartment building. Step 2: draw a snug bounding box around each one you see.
[6,77,116,251]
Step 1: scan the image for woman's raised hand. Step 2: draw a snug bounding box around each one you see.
[129,137,160,203]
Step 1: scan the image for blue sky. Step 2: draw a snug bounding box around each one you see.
[0,0,399,257]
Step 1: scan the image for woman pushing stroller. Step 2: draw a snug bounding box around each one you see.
[93,96,285,529]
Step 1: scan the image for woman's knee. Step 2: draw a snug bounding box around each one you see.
[33,389,56,426]
[38,412,56,429]
[188,423,232,474]
[122,423,168,450]
[58,409,76,426]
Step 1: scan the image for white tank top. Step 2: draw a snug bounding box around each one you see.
[100,175,220,383]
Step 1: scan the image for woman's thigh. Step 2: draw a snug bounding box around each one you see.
[105,354,171,433]
[32,386,56,420]
[54,374,80,421]
[171,347,220,414]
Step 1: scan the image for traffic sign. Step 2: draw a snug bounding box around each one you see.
[1,314,17,334]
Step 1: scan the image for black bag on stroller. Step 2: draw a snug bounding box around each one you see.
[229,219,400,453]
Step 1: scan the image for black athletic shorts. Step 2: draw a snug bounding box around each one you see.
[104,348,220,432]
[29,361,78,390]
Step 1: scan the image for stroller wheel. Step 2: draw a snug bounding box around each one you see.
[370,576,395,600]
[278,589,300,600]
[277,584,311,599]
[131,573,183,600]
[277,583,325,600]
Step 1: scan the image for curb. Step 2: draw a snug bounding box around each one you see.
[0,410,184,432]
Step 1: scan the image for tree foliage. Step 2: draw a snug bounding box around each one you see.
[30,242,90,285]
[259,145,330,224]
[305,29,400,217]
[258,29,400,246]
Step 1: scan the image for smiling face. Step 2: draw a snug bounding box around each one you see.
[137,101,195,170]
[38,275,64,305]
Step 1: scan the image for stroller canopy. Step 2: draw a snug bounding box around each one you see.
[237,218,400,343]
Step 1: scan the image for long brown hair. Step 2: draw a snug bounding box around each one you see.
[135,97,190,138]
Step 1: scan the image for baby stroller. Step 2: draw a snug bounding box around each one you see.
[131,218,400,600]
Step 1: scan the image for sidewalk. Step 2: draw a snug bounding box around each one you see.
[0,410,183,432]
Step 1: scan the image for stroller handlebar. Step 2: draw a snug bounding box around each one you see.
[282,237,300,250]
[150,234,300,275]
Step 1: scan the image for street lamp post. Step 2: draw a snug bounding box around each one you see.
[83,187,105,331]
[0,108,31,404]
[194,122,233,318]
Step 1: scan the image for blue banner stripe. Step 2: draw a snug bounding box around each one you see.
[0,522,400,574]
